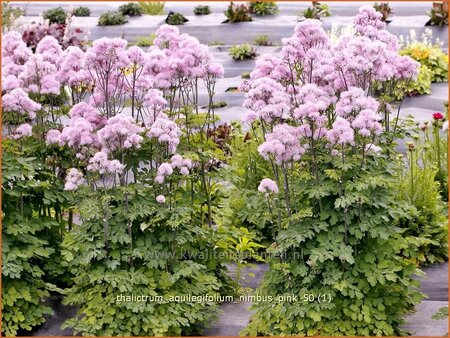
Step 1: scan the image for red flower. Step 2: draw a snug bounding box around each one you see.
[433,112,444,120]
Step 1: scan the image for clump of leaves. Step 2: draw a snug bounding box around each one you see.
[229,43,257,60]
[254,34,273,46]
[1,2,25,30]
[427,1,448,26]
[397,155,448,265]
[43,6,67,24]
[98,11,128,26]
[241,71,251,79]
[166,11,188,25]
[249,1,278,15]
[400,42,448,83]
[432,307,449,320]
[373,2,393,22]
[194,5,211,15]
[302,1,331,19]
[139,1,165,15]
[404,64,433,96]
[118,2,143,16]
[73,6,90,17]
[134,34,156,47]
[224,2,252,23]
[2,147,72,336]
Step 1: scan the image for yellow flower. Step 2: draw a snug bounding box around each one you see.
[411,47,430,61]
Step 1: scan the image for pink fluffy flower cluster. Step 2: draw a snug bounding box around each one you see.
[241,6,419,163]
[154,155,193,184]
[2,25,222,192]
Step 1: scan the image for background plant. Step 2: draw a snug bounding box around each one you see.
[229,44,257,60]
[254,34,273,46]
[133,34,156,47]
[165,12,188,25]
[427,1,448,26]
[43,7,68,24]
[373,2,393,22]
[248,1,278,16]
[224,2,252,23]
[400,29,448,83]
[139,1,165,15]
[302,1,331,19]
[194,5,211,15]
[72,6,90,17]
[118,2,143,16]
[98,11,128,26]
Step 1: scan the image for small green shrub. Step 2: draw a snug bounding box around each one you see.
[43,7,67,24]
[249,1,278,15]
[400,42,448,83]
[302,1,331,19]
[134,34,156,47]
[229,44,257,60]
[139,1,165,15]
[373,2,393,22]
[73,6,90,17]
[241,71,251,79]
[427,1,448,26]
[194,5,211,15]
[118,2,143,16]
[224,3,252,23]
[98,11,128,26]
[166,12,188,25]
[396,127,448,266]
[254,34,273,46]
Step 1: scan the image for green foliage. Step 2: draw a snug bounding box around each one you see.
[1,150,67,335]
[302,1,331,19]
[241,71,251,79]
[395,64,432,99]
[224,3,252,23]
[1,2,25,30]
[139,1,165,15]
[134,34,156,47]
[249,1,278,16]
[432,307,448,320]
[73,6,90,17]
[373,2,393,22]
[215,126,275,244]
[229,44,257,61]
[428,1,448,26]
[60,181,232,336]
[400,42,448,83]
[118,2,143,16]
[98,11,128,26]
[396,161,448,266]
[194,5,211,15]
[166,12,188,25]
[254,34,273,46]
[43,7,67,24]
[242,153,423,336]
